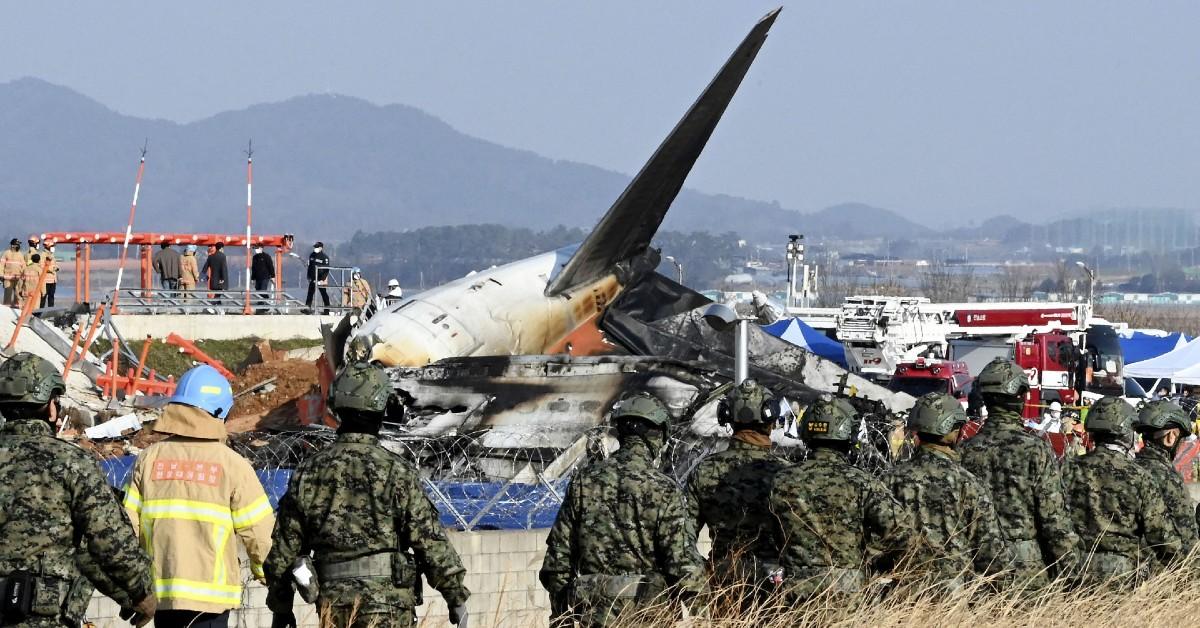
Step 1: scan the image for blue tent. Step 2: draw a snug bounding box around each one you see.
[762,318,847,367]
[1119,329,1192,366]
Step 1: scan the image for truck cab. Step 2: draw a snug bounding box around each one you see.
[1013,331,1081,421]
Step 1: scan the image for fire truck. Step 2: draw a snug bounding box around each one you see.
[834,296,1120,385]
[889,330,1081,413]
[890,330,1105,459]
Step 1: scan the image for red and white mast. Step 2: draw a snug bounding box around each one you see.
[112,142,147,312]
[243,140,253,314]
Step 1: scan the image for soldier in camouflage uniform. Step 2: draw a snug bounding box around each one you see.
[769,397,912,601]
[1134,400,1199,562]
[1063,396,1183,586]
[885,393,1011,590]
[685,379,790,603]
[0,353,156,627]
[540,391,704,627]
[266,363,469,628]
[960,358,1079,588]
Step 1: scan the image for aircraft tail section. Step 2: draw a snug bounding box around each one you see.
[545,8,781,297]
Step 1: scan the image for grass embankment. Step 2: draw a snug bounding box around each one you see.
[601,566,1200,628]
[90,337,323,379]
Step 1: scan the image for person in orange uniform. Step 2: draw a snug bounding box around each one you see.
[123,365,275,628]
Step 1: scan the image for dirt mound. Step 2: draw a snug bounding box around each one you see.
[227,359,321,431]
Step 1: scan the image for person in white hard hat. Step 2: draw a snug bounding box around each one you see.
[384,278,404,305]
[1035,401,1064,434]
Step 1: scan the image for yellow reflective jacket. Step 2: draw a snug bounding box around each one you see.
[19,263,43,299]
[124,404,274,613]
[0,250,24,281]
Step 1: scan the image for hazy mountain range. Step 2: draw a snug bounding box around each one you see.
[0,78,1188,252]
[0,77,936,243]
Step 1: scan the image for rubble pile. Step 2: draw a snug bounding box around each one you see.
[5,320,333,459]
[226,359,322,431]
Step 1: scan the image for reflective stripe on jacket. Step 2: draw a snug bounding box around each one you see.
[123,404,274,612]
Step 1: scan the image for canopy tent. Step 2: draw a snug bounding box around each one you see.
[1118,329,1192,366]
[762,317,847,367]
[1123,336,1200,380]
[1170,362,1200,386]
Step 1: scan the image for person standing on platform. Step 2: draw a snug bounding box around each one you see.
[180,245,200,293]
[305,242,331,314]
[39,240,58,308]
[1,238,25,306]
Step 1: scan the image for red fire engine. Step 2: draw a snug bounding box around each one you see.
[893,331,1088,458]
[889,358,973,401]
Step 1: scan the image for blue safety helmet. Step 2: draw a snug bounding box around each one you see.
[170,364,235,420]
[186,244,197,254]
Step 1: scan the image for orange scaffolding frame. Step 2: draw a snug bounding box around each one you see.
[40,231,295,307]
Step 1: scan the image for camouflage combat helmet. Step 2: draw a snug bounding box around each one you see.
[908,392,968,438]
[0,352,66,407]
[611,391,671,428]
[1085,396,1136,440]
[724,378,773,425]
[801,397,858,442]
[330,362,392,413]
[975,358,1029,397]
[1135,399,1193,436]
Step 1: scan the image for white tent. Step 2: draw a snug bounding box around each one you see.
[1124,336,1200,380]
[1171,362,1200,385]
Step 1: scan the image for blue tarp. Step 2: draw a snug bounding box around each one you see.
[98,456,564,530]
[1119,330,1192,366]
[762,318,848,367]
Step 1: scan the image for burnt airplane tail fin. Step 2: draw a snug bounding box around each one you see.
[545,8,782,297]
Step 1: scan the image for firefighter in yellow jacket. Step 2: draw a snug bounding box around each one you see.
[19,252,46,310]
[123,364,275,628]
[1,238,24,306]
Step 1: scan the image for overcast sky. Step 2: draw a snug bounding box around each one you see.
[3,1,1199,226]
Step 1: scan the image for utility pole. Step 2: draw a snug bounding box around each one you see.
[665,255,684,285]
[786,234,803,308]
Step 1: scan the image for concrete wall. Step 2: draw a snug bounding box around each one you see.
[84,529,554,628]
[111,314,340,341]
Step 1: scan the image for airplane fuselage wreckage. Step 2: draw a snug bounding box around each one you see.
[328,8,913,480]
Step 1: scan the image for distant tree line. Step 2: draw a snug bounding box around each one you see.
[335,225,744,291]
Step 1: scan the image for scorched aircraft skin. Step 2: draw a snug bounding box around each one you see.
[348,9,782,369]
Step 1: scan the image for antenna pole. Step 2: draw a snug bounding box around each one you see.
[243,140,254,315]
[112,142,148,312]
